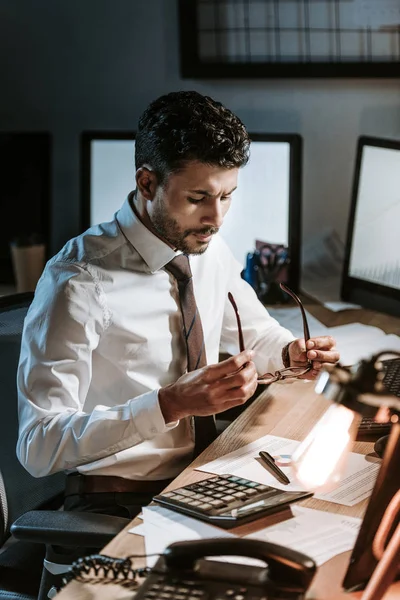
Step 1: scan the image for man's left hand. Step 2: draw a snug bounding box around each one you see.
[288,336,340,379]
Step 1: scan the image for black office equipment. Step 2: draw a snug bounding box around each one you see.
[1,293,130,600]
[0,293,63,599]
[153,474,311,529]
[374,435,390,459]
[80,131,302,291]
[0,132,51,284]
[327,352,400,593]
[357,358,400,439]
[381,357,400,398]
[135,538,316,600]
[341,136,400,317]
[343,423,400,592]
[61,538,316,598]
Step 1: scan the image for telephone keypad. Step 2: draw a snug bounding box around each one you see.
[142,578,207,599]
[142,577,268,600]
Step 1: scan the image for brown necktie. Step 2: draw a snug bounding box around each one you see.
[164,254,218,456]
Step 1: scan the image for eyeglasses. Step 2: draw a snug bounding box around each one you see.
[228,283,312,385]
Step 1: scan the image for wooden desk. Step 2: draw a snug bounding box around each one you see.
[305,300,400,336]
[57,304,400,599]
[57,382,376,600]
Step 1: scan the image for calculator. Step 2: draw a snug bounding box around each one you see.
[153,474,312,529]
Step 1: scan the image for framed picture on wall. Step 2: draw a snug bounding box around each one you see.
[179,0,400,78]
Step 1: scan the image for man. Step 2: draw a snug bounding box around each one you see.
[17,91,339,518]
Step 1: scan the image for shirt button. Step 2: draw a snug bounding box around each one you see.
[150,427,157,434]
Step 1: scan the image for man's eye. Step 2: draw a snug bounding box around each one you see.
[188,197,204,204]
[221,196,231,202]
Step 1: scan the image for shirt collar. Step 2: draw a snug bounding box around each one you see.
[116,194,179,273]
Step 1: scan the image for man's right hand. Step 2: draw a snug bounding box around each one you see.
[158,350,258,424]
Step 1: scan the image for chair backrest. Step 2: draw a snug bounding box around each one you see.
[0,293,65,546]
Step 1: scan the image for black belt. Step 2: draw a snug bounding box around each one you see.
[65,473,174,495]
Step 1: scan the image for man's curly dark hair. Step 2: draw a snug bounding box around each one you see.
[135,91,250,184]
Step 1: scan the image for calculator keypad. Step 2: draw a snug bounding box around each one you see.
[158,475,275,514]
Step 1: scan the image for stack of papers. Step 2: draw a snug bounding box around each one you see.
[129,504,234,567]
[267,307,400,366]
[129,502,362,569]
[196,434,380,507]
[245,505,362,566]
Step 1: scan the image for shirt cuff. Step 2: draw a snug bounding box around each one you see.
[129,389,179,438]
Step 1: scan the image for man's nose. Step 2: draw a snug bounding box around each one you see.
[202,200,224,228]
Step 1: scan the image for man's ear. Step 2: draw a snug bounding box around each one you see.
[136,167,158,200]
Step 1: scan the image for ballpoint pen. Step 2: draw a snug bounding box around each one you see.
[259,451,291,485]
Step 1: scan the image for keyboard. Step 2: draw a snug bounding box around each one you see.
[357,358,400,439]
[382,357,400,397]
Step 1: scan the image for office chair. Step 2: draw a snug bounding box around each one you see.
[0,292,130,600]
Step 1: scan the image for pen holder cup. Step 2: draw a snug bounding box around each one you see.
[242,243,290,305]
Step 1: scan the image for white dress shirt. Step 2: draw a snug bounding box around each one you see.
[17,196,294,480]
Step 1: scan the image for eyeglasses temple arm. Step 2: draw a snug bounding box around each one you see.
[280,282,311,349]
[228,292,245,353]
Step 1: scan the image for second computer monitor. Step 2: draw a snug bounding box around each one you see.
[81,132,302,290]
[341,136,400,316]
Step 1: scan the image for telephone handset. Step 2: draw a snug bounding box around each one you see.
[135,538,316,600]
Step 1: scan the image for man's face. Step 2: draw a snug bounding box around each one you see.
[148,161,238,255]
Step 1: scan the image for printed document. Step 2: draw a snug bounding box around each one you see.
[129,504,234,567]
[196,434,380,507]
[267,308,400,366]
[246,505,362,566]
[129,500,362,569]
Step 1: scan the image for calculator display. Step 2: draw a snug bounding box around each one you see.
[234,499,265,514]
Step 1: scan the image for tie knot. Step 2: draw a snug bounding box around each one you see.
[164,254,192,282]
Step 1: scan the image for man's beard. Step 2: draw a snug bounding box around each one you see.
[151,202,219,255]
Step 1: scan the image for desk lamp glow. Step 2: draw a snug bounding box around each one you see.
[292,351,400,600]
[292,351,400,491]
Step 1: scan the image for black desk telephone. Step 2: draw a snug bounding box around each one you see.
[135,538,316,600]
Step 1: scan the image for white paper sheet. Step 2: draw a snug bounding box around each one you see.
[267,307,400,366]
[196,434,380,507]
[127,523,146,536]
[133,505,234,567]
[128,495,364,570]
[267,308,330,339]
[246,505,362,566]
[323,301,362,312]
[327,323,400,366]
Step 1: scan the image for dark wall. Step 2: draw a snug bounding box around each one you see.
[0,0,181,252]
[0,0,399,258]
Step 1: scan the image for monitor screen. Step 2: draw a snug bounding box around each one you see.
[341,136,400,316]
[0,132,51,285]
[81,132,302,290]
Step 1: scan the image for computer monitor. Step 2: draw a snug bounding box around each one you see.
[80,131,302,290]
[0,132,51,284]
[341,136,400,316]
